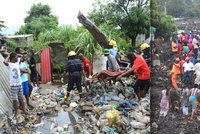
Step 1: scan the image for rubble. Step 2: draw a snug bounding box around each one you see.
[0,77,150,134]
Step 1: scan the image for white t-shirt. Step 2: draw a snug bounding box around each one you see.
[194,63,200,76]
[8,59,21,86]
[182,62,194,72]
[192,38,198,49]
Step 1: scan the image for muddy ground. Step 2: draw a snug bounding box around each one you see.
[150,42,200,134]
[151,85,200,134]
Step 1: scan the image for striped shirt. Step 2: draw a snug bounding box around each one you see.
[190,88,199,96]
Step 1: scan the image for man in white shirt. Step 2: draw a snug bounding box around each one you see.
[182,57,194,88]
[192,37,198,58]
[4,53,27,118]
[194,58,200,85]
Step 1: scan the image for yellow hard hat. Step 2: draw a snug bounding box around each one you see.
[140,43,150,51]
[68,51,76,57]
[108,40,117,46]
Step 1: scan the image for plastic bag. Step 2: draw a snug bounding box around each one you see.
[32,87,39,94]
[106,109,120,126]
[182,106,188,115]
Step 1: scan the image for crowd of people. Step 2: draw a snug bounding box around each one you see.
[160,31,200,120]
[0,37,151,122]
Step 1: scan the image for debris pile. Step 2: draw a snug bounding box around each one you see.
[0,78,150,134]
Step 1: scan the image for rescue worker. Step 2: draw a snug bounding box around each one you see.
[78,53,93,92]
[170,57,181,90]
[78,53,93,78]
[63,51,83,99]
[103,49,120,72]
[108,40,118,58]
[140,43,151,66]
[116,52,150,101]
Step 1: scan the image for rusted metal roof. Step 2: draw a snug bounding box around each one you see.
[0,54,12,115]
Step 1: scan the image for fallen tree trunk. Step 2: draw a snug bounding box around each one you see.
[77,11,110,48]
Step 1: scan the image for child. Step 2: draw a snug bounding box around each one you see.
[189,84,200,120]
[4,52,27,118]
[181,84,190,116]
[160,90,169,117]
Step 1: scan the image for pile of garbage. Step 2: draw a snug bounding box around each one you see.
[0,78,150,134]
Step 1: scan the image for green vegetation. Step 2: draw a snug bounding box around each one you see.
[89,0,150,45]
[17,3,58,39]
[151,0,177,39]
[156,0,200,18]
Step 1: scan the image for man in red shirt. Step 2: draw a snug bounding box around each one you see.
[116,52,150,101]
[177,41,182,54]
[79,53,93,78]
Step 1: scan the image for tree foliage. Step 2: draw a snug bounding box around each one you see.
[151,0,177,39]
[156,0,200,18]
[88,0,150,45]
[17,3,58,39]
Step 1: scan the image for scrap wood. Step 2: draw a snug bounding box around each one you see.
[77,11,110,48]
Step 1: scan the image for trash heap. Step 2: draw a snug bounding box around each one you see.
[0,77,150,134]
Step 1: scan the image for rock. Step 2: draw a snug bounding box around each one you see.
[17,114,25,124]
[69,102,78,108]
[119,93,125,99]
[132,113,150,124]
[130,121,146,129]
[82,106,94,111]
[0,117,8,128]
[152,122,158,128]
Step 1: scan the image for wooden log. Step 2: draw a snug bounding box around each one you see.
[77,11,110,48]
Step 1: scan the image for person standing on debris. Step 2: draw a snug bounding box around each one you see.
[197,46,200,59]
[116,52,150,101]
[103,49,120,72]
[193,58,200,86]
[78,53,93,92]
[170,57,181,90]
[140,43,151,66]
[19,53,33,109]
[15,48,34,97]
[3,52,27,118]
[78,53,93,78]
[177,41,183,54]
[192,37,198,58]
[160,90,169,117]
[108,40,118,58]
[181,84,190,116]
[187,38,193,52]
[188,51,196,65]
[189,84,200,120]
[171,39,178,54]
[63,51,83,99]
[29,49,41,88]
[182,57,194,88]
[182,42,189,59]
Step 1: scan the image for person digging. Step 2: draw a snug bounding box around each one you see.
[116,52,150,101]
[62,51,84,101]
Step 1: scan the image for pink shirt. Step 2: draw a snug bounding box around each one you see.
[188,43,193,51]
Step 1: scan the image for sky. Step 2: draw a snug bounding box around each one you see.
[0,0,95,35]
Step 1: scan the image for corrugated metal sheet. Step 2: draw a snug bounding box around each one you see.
[0,54,12,115]
[41,48,52,83]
